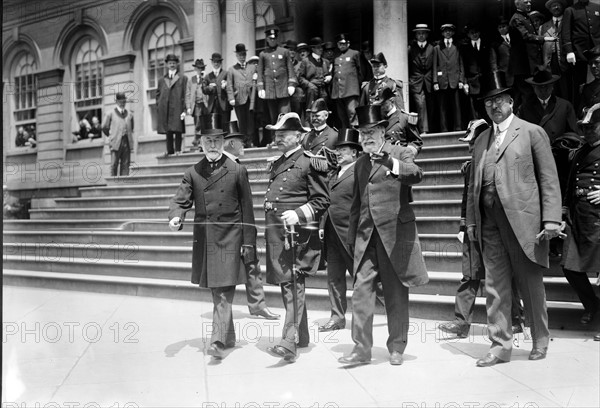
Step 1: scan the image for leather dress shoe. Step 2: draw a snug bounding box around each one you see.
[439,321,469,338]
[267,345,296,361]
[594,333,600,341]
[580,311,595,325]
[252,308,280,320]
[529,347,547,361]
[476,353,508,367]
[319,319,345,332]
[207,342,225,359]
[389,351,404,365]
[338,352,370,365]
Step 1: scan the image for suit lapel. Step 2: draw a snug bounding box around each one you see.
[496,119,520,162]
[270,149,302,178]
[332,165,354,189]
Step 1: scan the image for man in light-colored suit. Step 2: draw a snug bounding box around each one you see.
[466,71,563,367]
[227,44,257,146]
[338,105,429,366]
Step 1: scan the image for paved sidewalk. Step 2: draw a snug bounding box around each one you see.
[2,286,599,407]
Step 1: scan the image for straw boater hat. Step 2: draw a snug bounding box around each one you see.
[413,24,431,32]
[579,103,600,127]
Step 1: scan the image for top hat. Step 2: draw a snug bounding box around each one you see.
[355,105,388,129]
[306,98,330,113]
[211,52,223,62]
[440,23,456,31]
[165,54,179,63]
[265,28,279,38]
[459,119,490,143]
[192,58,206,69]
[115,92,127,101]
[247,56,259,64]
[265,112,310,132]
[296,42,309,53]
[335,128,362,150]
[361,41,371,51]
[225,121,245,139]
[579,103,600,126]
[525,68,561,85]
[284,39,298,50]
[200,114,226,136]
[309,37,324,47]
[323,41,336,50]
[370,52,388,65]
[335,33,350,43]
[234,43,248,53]
[413,24,431,32]
[481,71,513,100]
[584,45,600,61]
[545,0,567,11]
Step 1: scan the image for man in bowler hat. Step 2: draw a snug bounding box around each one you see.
[186,58,208,145]
[227,44,258,146]
[204,52,231,131]
[156,54,187,155]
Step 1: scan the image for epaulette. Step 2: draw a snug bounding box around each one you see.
[303,150,329,172]
[401,109,419,125]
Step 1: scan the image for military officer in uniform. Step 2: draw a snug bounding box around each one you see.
[581,46,600,115]
[302,98,338,154]
[379,87,423,154]
[319,128,362,332]
[561,103,600,339]
[359,52,405,111]
[257,28,298,126]
[331,33,362,128]
[263,112,330,362]
[168,114,255,360]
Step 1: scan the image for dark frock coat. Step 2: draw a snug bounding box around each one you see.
[156,72,188,134]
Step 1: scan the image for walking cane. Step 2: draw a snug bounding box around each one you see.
[283,220,299,359]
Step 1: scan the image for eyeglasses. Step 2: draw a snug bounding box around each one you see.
[484,96,509,107]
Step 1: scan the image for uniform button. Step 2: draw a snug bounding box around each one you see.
[274,208,278,212]
[275,197,279,201]
[576,163,579,166]
[594,171,597,175]
[267,188,271,192]
[595,163,599,167]
[576,178,579,181]
[280,187,283,191]
[283,178,287,181]
[287,169,291,172]
[592,179,595,182]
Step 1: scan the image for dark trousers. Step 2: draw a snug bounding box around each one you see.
[571,61,589,111]
[279,275,309,353]
[334,96,359,128]
[210,286,236,347]
[351,229,409,357]
[245,261,267,315]
[512,75,534,113]
[166,131,182,155]
[234,102,256,146]
[325,220,354,323]
[111,137,130,176]
[265,98,291,125]
[410,89,434,133]
[437,88,462,132]
[563,268,600,313]
[480,191,550,361]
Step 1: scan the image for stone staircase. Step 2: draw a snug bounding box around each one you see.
[3,131,586,329]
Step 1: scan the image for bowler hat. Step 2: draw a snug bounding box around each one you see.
[413,24,431,32]
[309,37,324,47]
[370,52,388,65]
[459,119,490,143]
[335,128,362,150]
[192,58,206,69]
[165,54,179,63]
[296,42,309,53]
[440,23,456,31]
[200,114,226,136]
[323,41,336,50]
[579,103,600,126]
[545,0,567,11]
[225,121,245,139]
[211,52,223,62]
[115,92,127,101]
[265,28,279,38]
[335,33,350,43]
[306,98,330,113]
[525,68,561,85]
[481,71,513,100]
[234,43,248,53]
[284,39,298,50]
[265,112,310,132]
[584,45,600,61]
[355,105,388,129]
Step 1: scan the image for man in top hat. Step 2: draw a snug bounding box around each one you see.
[102,92,134,176]
[338,105,428,366]
[203,52,231,131]
[263,112,330,362]
[156,53,188,155]
[302,98,337,154]
[379,87,422,153]
[540,0,570,101]
[331,33,363,128]
[257,28,298,127]
[298,37,332,114]
[186,58,208,145]
[466,71,563,367]
[359,41,374,83]
[360,52,405,111]
[226,44,258,147]
[518,68,578,144]
[318,128,362,332]
[561,103,600,341]
[581,46,600,114]
[408,24,435,134]
[168,113,255,360]
[460,23,491,121]
[562,0,600,109]
[490,18,513,88]
[433,23,465,132]
[221,121,280,321]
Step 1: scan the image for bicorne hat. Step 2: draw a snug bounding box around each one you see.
[265,112,310,132]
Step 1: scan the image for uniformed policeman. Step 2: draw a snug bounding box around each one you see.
[263,112,330,361]
[331,33,362,128]
[302,98,338,154]
[379,87,423,154]
[561,103,600,341]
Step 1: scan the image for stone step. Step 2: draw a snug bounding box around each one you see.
[79,183,180,198]
[133,162,270,177]
[421,170,463,186]
[420,130,465,146]
[155,147,277,163]
[412,185,463,201]
[104,174,272,190]
[412,200,462,217]
[416,156,471,173]
[419,143,469,159]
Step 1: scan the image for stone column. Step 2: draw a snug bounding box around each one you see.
[194,0,222,61]
[373,0,409,109]
[36,68,65,163]
[224,0,256,64]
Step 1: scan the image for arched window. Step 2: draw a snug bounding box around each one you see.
[12,52,38,147]
[255,1,276,52]
[74,37,103,122]
[147,21,181,89]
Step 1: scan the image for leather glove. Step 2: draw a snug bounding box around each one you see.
[169,217,182,231]
[371,151,394,170]
[288,86,295,96]
[567,52,576,65]
[180,112,186,120]
[433,84,440,91]
[258,89,266,99]
[281,210,299,225]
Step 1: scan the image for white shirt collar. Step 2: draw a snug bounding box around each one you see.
[284,145,302,158]
[445,38,453,46]
[169,70,177,77]
[417,41,427,48]
[494,113,514,147]
[208,153,223,162]
[473,39,481,46]
[223,151,238,162]
[374,74,387,80]
[312,53,321,60]
[539,96,551,106]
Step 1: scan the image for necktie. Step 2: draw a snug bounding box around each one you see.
[494,127,502,150]
[209,161,217,171]
[554,18,559,29]
[241,64,245,69]
[542,100,548,110]
[505,35,510,44]
[446,40,451,48]
[473,41,478,51]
